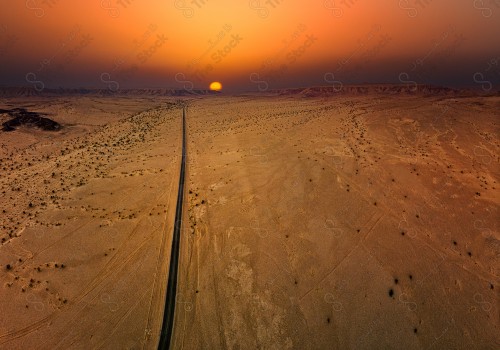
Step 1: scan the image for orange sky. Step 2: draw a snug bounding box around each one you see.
[0,0,499,91]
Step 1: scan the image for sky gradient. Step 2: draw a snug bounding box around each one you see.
[0,0,499,91]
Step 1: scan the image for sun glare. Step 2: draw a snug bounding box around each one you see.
[209,81,222,91]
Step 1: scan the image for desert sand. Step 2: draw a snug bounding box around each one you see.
[0,89,498,349]
[0,95,181,349]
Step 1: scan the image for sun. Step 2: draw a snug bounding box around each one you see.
[209,81,222,91]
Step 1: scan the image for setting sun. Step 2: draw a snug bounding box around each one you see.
[209,82,222,91]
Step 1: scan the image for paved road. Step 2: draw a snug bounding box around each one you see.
[158,106,186,350]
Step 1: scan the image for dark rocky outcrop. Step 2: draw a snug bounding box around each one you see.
[1,108,61,132]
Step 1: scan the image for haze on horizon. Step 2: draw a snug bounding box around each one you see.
[0,0,499,92]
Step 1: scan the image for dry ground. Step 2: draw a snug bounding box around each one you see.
[175,94,499,350]
[0,96,181,349]
[0,93,498,349]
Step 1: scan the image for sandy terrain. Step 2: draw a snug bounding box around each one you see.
[0,91,499,349]
[0,96,182,349]
[174,94,499,349]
